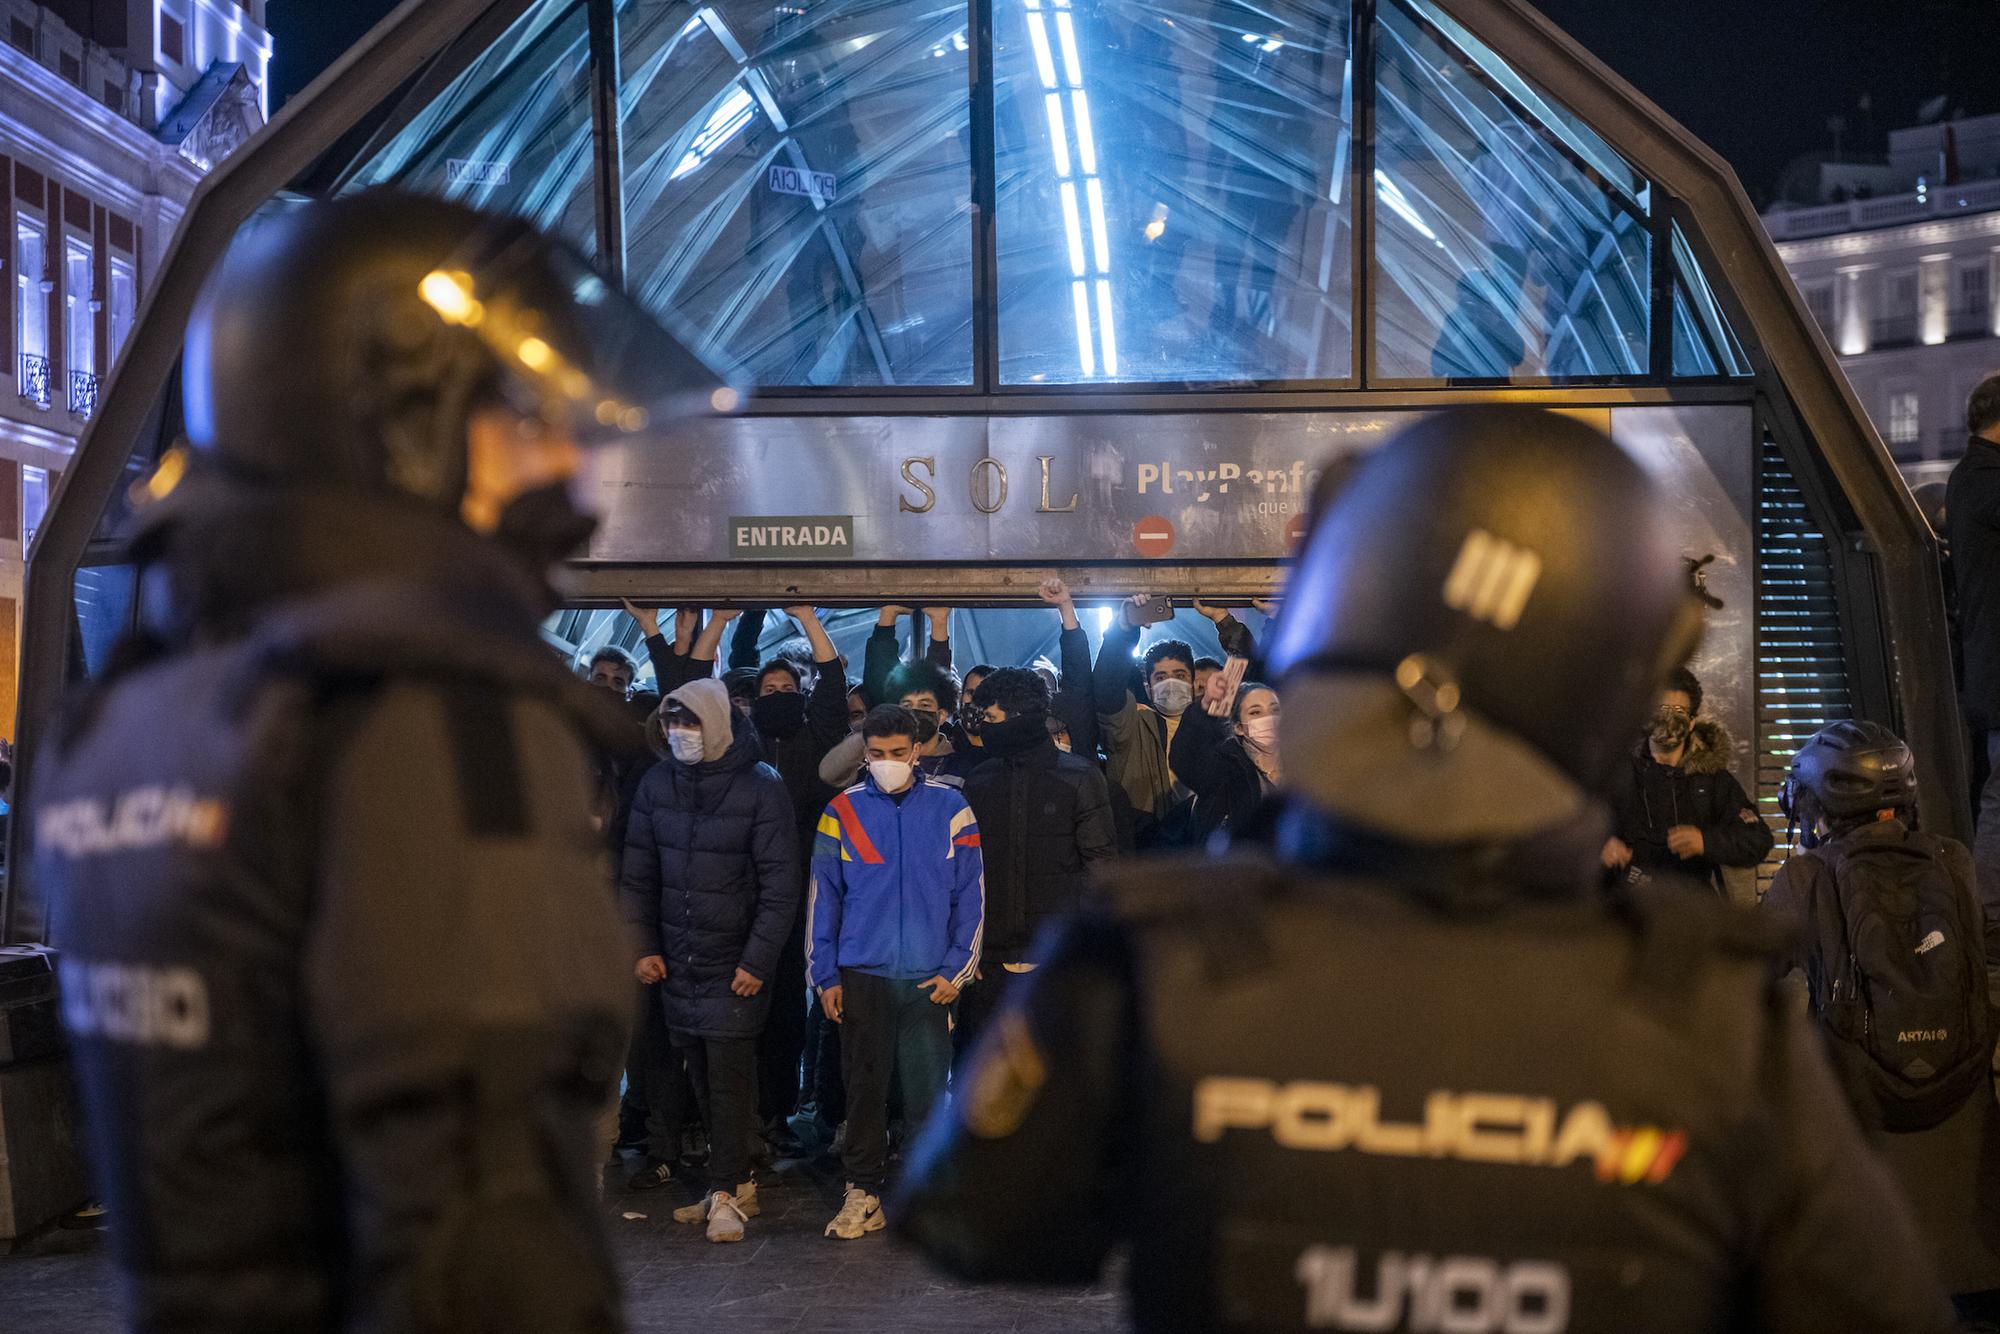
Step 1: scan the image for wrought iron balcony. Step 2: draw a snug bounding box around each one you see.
[68,368,98,418]
[18,354,50,409]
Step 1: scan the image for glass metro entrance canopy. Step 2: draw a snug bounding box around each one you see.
[338,0,1749,390]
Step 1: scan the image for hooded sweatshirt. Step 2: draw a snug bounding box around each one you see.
[667,678,734,762]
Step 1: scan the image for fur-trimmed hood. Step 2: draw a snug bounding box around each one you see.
[1637,716,1735,776]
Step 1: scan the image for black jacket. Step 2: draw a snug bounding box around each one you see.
[758,656,854,869]
[1949,438,2000,730]
[1607,718,1771,896]
[620,725,800,1040]
[962,725,1118,963]
[895,821,1955,1334]
[38,482,634,1334]
[1168,706,1271,842]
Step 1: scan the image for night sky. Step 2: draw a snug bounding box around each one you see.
[266,0,2000,206]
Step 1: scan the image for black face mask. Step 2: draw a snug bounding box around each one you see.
[958,706,983,740]
[493,480,598,574]
[908,708,941,745]
[982,714,1049,757]
[751,691,808,739]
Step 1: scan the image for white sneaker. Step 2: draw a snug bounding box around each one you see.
[673,1182,759,1224]
[824,1184,885,1240]
[705,1191,747,1243]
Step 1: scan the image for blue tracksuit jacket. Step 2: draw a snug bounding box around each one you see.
[806,774,985,992]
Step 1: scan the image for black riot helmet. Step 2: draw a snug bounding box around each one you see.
[1269,407,1702,844]
[1781,720,1917,834]
[180,190,733,507]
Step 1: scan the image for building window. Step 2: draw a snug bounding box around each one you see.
[1890,270,1919,315]
[1887,390,1921,448]
[22,465,48,549]
[8,18,32,56]
[63,235,95,416]
[1960,263,1990,313]
[160,13,184,65]
[16,216,48,408]
[58,50,79,84]
[102,80,124,114]
[1805,283,1835,330]
[109,257,135,362]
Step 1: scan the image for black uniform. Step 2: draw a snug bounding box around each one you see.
[38,490,635,1333]
[897,838,1953,1332]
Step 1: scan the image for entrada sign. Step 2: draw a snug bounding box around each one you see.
[729,516,855,560]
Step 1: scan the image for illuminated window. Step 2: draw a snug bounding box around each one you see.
[1886,390,1920,447]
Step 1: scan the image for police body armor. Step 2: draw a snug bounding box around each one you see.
[898,842,1954,1334]
[36,495,637,1333]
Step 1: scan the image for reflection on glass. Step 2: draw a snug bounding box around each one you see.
[342,0,598,250]
[74,565,136,678]
[1374,0,1648,381]
[995,0,1353,383]
[1671,221,1750,377]
[618,0,975,386]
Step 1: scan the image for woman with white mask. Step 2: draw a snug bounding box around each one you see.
[1168,659,1283,842]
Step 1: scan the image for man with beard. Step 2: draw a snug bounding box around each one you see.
[1604,666,1771,900]
[33,191,725,1333]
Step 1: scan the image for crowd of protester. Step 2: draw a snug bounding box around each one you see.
[577,584,1292,1241]
[569,571,1848,1249]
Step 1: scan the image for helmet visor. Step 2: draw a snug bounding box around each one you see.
[417,220,740,442]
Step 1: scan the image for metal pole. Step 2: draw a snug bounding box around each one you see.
[586,0,627,285]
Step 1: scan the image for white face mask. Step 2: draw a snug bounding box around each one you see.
[869,758,915,793]
[668,728,706,763]
[1242,715,1280,751]
[1151,678,1194,717]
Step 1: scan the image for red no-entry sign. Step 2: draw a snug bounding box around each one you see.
[1134,515,1176,558]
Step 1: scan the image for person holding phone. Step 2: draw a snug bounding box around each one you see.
[1169,660,1282,842]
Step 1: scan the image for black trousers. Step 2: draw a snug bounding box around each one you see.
[620,982,687,1161]
[800,1001,845,1125]
[838,969,951,1194]
[672,1030,758,1193]
[757,919,810,1124]
[950,965,1023,1075]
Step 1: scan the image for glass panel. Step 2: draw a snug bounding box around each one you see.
[1671,220,1750,377]
[994,0,1353,384]
[1670,283,1717,377]
[73,564,136,678]
[342,0,598,254]
[1373,0,1649,381]
[1404,0,1643,208]
[618,0,975,386]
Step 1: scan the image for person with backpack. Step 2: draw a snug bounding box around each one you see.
[1764,719,2000,1320]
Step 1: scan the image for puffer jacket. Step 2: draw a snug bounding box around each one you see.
[1608,717,1772,897]
[620,720,800,1039]
[962,723,1118,963]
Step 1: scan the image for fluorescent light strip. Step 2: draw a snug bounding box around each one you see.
[1095,278,1118,376]
[1055,12,1084,86]
[1044,94,1072,178]
[1070,90,1097,174]
[1085,177,1111,273]
[1025,12,1058,89]
[1059,181,1086,278]
[1072,281,1096,375]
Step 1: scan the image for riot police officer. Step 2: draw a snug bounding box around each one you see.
[34,191,725,1332]
[895,408,1954,1332]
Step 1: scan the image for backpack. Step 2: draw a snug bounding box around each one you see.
[1793,828,1994,1132]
